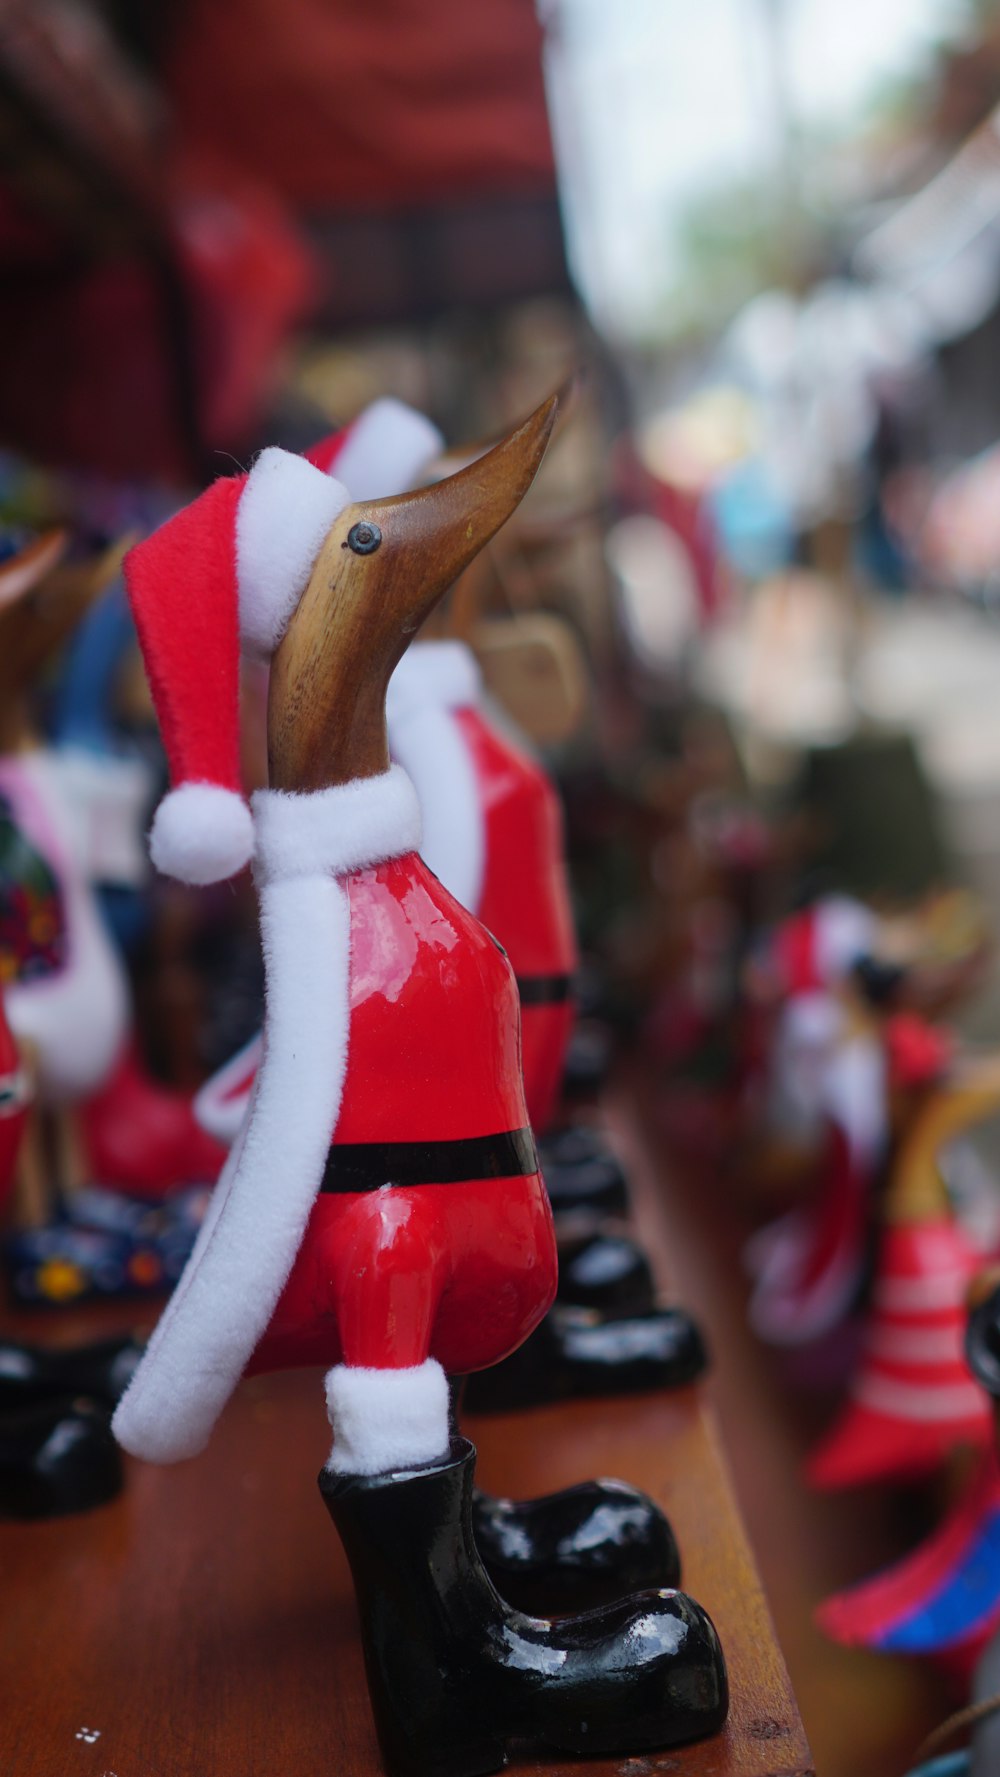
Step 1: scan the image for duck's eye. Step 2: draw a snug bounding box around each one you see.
[346,521,382,555]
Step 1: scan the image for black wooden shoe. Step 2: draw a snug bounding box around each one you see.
[0,1396,123,1518]
[556,1225,656,1314]
[538,1125,629,1218]
[463,1303,708,1413]
[0,1333,144,1412]
[473,1476,680,1613]
[321,1437,727,1777]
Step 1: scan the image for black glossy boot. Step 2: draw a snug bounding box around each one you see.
[538,1124,629,1218]
[556,1225,656,1313]
[0,1396,123,1518]
[472,1475,679,1613]
[321,1437,727,1777]
[561,1019,614,1101]
[448,1377,682,1610]
[463,1302,708,1413]
[0,1333,144,1411]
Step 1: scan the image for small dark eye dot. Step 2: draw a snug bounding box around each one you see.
[346,521,382,555]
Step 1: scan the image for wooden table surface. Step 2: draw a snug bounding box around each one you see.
[0,1124,814,1777]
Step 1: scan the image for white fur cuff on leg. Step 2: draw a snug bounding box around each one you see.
[324,1359,450,1475]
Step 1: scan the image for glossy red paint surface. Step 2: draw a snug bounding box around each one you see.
[81,1045,227,1197]
[250,852,558,1376]
[457,707,577,1132]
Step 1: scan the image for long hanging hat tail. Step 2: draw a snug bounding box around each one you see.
[114,768,421,1461]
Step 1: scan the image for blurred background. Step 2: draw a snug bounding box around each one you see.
[11,3,1000,1774]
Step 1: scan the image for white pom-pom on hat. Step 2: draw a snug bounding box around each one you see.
[149,783,255,886]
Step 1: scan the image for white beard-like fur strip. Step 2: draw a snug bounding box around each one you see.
[387,643,485,915]
[113,767,422,1464]
[113,871,350,1463]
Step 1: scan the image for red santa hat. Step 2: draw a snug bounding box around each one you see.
[304,395,442,499]
[125,400,443,887]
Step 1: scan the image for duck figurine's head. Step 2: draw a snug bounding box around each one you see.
[267,386,564,794]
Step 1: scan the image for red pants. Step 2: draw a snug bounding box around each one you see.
[247,1173,557,1375]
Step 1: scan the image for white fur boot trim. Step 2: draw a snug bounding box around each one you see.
[324,1360,450,1475]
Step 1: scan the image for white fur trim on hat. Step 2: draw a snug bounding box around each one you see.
[237,448,350,658]
[323,1360,450,1474]
[149,783,254,885]
[334,398,443,502]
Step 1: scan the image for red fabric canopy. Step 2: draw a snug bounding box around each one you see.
[167,0,557,211]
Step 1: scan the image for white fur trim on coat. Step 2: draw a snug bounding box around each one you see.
[237,449,350,658]
[387,640,482,724]
[252,765,420,885]
[387,643,484,914]
[334,399,443,502]
[324,1359,449,1474]
[113,766,420,1464]
[149,782,254,885]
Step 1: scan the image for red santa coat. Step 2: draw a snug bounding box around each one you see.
[386,641,577,1134]
[253,848,557,1375]
[114,769,557,1463]
[455,704,576,1132]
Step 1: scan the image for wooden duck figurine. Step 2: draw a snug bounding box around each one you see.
[188,406,705,1406]
[817,1269,1000,1690]
[0,530,129,1112]
[112,391,728,1776]
[181,400,693,1607]
[806,1036,997,1489]
[745,895,886,1346]
[0,529,224,1223]
[194,400,577,1140]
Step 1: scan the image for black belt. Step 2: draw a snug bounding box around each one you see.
[516,972,574,1007]
[319,1126,539,1194]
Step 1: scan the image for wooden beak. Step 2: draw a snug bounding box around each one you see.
[268,384,565,793]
